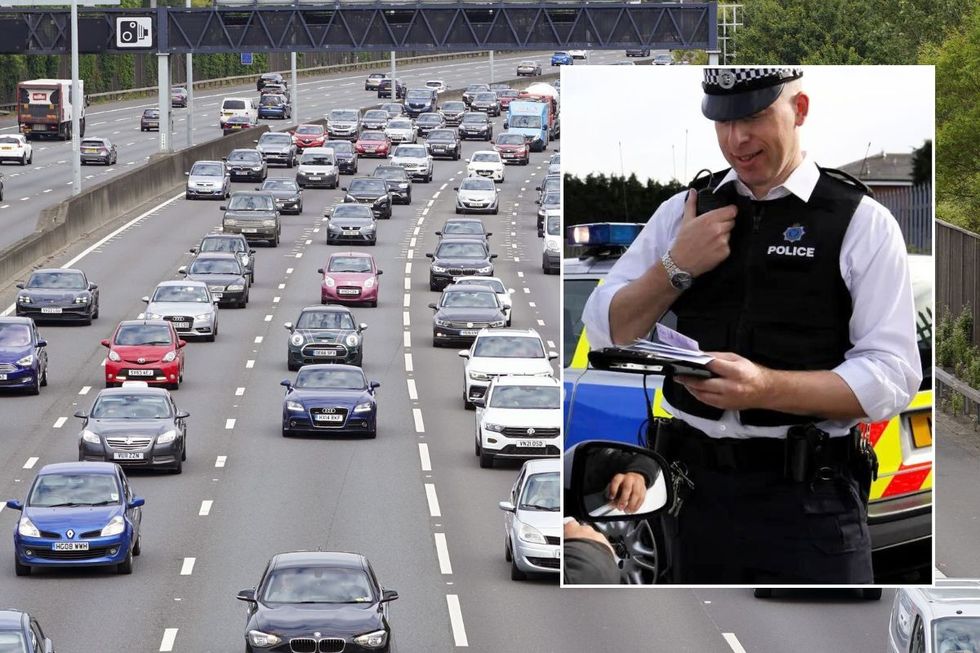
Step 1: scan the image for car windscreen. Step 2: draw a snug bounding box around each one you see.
[296,311,355,330]
[331,204,373,219]
[394,146,426,158]
[359,131,385,141]
[461,114,487,124]
[473,335,545,358]
[372,167,407,181]
[471,152,500,162]
[191,163,224,176]
[296,125,323,135]
[500,90,520,98]
[200,237,244,253]
[466,85,487,92]
[91,393,172,419]
[222,100,245,110]
[260,133,291,146]
[262,179,298,191]
[934,618,980,653]
[519,472,560,511]
[428,131,455,142]
[114,324,172,346]
[563,277,598,368]
[329,110,358,121]
[457,277,503,293]
[326,142,353,154]
[510,115,542,129]
[189,258,241,275]
[28,473,121,507]
[407,89,433,99]
[261,567,375,604]
[294,367,365,389]
[349,179,387,194]
[26,271,86,289]
[388,119,412,130]
[460,178,495,191]
[228,195,274,211]
[543,190,560,205]
[328,257,372,273]
[227,151,261,163]
[443,102,465,111]
[490,384,559,409]
[300,153,334,166]
[474,93,497,102]
[417,114,441,124]
[0,324,31,347]
[547,215,560,236]
[151,286,211,303]
[435,242,487,259]
[0,632,26,652]
[496,134,525,145]
[441,290,497,308]
[364,110,387,120]
[443,221,484,235]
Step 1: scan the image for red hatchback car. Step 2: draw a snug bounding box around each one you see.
[102,320,186,389]
[317,252,383,307]
[497,89,520,110]
[493,132,531,165]
[355,130,392,158]
[291,124,327,151]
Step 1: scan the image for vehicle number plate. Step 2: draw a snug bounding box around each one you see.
[53,542,89,551]
[517,440,545,448]
[128,369,153,376]
[460,330,479,336]
[41,307,63,314]
[212,292,223,299]
[309,176,321,181]
[242,228,258,233]
[314,413,344,422]
[313,349,337,357]
[113,452,145,460]
[338,289,359,295]
[172,322,190,330]
[909,411,932,448]
[0,374,6,380]
[83,148,98,153]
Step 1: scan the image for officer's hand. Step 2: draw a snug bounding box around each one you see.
[607,472,648,513]
[669,189,738,278]
[676,351,771,411]
[564,521,615,557]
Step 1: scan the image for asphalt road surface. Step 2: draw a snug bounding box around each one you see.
[936,408,979,578]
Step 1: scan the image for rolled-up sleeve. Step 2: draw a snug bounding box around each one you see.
[581,191,688,349]
[835,196,924,422]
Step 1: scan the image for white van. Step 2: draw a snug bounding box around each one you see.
[541,209,560,274]
[295,147,339,189]
[219,97,258,127]
[888,581,980,652]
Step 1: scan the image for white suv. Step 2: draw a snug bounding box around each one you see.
[219,97,258,128]
[475,375,560,468]
[390,144,433,183]
[458,328,556,409]
[0,135,33,165]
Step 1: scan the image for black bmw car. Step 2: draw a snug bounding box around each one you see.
[179,252,250,308]
[426,238,496,291]
[191,233,255,283]
[224,149,268,182]
[342,178,392,220]
[285,306,367,370]
[325,140,359,175]
[430,283,506,346]
[76,385,189,474]
[16,267,99,324]
[259,178,303,215]
[237,551,398,651]
[370,165,412,205]
[459,112,492,141]
[426,128,461,160]
[325,203,377,246]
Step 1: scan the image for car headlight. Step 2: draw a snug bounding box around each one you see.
[145,312,163,320]
[262,220,276,227]
[431,265,446,273]
[328,222,342,232]
[240,255,249,266]
[227,284,244,291]
[224,218,237,226]
[100,515,126,537]
[162,350,177,363]
[353,630,388,648]
[16,354,33,367]
[156,429,178,445]
[490,320,506,328]
[483,422,503,432]
[435,318,451,327]
[286,400,304,412]
[345,334,359,347]
[81,429,101,444]
[362,224,376,232]
[363,277,375,289]
[345,194,356,202]
[373,196,388,206]
[74,295,89,304]
[469,371,490,381]
[17,295,30,303]
[519,522,547,545]
[194,313,212,320]
[353,401,374,413]
[290,333,305,347]
[247,630,282,648]
[323,276,336,287]
[476,265,493,274]
[18,517,40,538]
[252,166,263,171]
[546,240,560,252]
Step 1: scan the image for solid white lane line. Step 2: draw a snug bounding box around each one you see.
[446,595,468,646]
[425,483,442,517]
[159,628,179,652]
[723,633,747,653]
[413,408,424,432]
[407,379,418,400]
[199,500,213,516]
[79,386,91,395]
[225,419,236,430]
[246,360,255,369]
[53,417,67,429]
[405,354,414,372]
[215,455,227,468]
[254,336,263,344]
[235,387,245,396]
[23,457,38,469]
[180,557,196,575]
[435,533,452,573]
[418,443,432,471]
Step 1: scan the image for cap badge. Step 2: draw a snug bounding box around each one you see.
[719,71,736,90]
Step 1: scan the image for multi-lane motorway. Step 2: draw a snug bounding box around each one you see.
[0,51,900,652]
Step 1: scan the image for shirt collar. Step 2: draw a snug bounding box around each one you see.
[714,154,819,202]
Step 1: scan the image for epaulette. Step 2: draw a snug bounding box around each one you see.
[818,166,873,198]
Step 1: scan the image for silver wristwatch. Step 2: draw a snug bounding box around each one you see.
[662,250,693,291]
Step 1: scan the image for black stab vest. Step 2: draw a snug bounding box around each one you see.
[662,167,867,427]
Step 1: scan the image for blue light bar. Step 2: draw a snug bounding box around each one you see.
[566,222,643,247]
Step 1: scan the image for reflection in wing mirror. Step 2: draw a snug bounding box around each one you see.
[565,440,673,522]
[358,323,368,331]
[283,322,294,331]
[548,351,558,360]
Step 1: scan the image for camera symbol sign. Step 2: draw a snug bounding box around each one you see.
[116,17,153,48]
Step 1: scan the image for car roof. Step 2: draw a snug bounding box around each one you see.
[0,316,33,326]
[201,233,246,241]
[905,583,980,620]
[192,160,224,167]
[477,328,540,338]
[329,251,373,259]
[444,217,485,225]
[522,458,561,475]
[271,551,368,570]
[437,237,488,246]
[156,279,207,288]
[0,610,26,630]
[192,251,239,260]
[444,283,495,293]
[492,374,559,387]
[38,461,118,475]
[117,319,172,328]
[96,385,171,397]
[300,305,352,314]
[228,190,274,197]
[32,267,83,275]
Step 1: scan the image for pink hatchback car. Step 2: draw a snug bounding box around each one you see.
[317,252,382,307]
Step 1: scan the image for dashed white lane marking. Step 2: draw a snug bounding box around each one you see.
[413,408,425,432]
[225,419,236,430]
[199,500,213,516]
[305,239,312,245]
[440,182,448,190]
[523,288,530,294]
[246,360,255,369]
[418,443,432,471]
[180,557,196,575]
[517,271,524,278]
[547,340,556,349]
[273,296,281,303]
[235,387,245,396]
[254,336,263,344]
[405,353,414,372]
[403,294,411,307]
[286,267,294,274]
[407,379,418,400]
[723,633,747,653]
[513,257,520,262]
[432,191,440,199]
[537,319,545,326]
[425,483,442,517]
[404,278,411,291]
[159,628,179,652]
[403,311,410,327]
[529,301,536,307]
[447,595,468,646]
[410,237,416,247]
[43,188,52,193]
[53,417,67,429]
[278,283,286,290]
[79,386,91,395]
[511,243,517,249]
[264,314,273,322]
[407,248,414,258]
[435,532,452,572]
[295,252,303,258]
[23,457,38,469]
[405,262,412,274]
[215,455,227,468]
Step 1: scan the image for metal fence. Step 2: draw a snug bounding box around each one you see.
[876,183,932,254]
[937,219,980,342]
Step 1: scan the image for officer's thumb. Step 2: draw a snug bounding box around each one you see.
[683,189,698,221]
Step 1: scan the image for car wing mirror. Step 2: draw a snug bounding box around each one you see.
[498,500,515,512]
[358,322,368,331]
[428,303,437,309]
[178,339,187,348]
[457,350,470,359]
[5,499,23,511]
[283,322,294,331]
[471,396,485,407]
[237,588,257,602]
[381,589,399,602]
[177,266,188,275]
[141,296,150,303]
[15,282,24,289]
[129,497,146,509]
[548,350,558,360]
[280,379,292,388]
[176,410,190,419]
[36,338,47,348]
[369,381,381,389]
[376,269,383,275]
[73,410,88,418]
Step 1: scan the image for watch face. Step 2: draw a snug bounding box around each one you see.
[671,271,693,291]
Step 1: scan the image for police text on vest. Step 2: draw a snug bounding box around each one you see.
[767,245,815,258]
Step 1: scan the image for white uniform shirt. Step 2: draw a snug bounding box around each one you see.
[582,157,923,439]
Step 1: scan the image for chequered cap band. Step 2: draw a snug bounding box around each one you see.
[702,67,803,95]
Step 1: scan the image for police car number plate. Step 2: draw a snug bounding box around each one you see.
[113,452,144,460]
[53,542,89,551]
[41,307,62,314]
[314,413,344,422]
[517,440,544,448]
[314,349,336,357]
[128,369,153,376]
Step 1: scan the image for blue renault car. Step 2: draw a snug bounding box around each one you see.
[0,317,48,395]
[281,364,380,438]
[550,51,573,66]
[6,462,144,576]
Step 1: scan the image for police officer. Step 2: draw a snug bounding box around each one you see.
[581,67,922,583]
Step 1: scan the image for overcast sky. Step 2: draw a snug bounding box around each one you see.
[560,65,934,184]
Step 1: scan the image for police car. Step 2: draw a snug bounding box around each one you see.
[563,222,934,582]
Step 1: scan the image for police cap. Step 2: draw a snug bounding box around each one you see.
[701,67,803,121]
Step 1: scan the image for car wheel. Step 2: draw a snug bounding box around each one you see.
[205,330,216,343]
[40,366,48,387]
[505,538,512,562]
[594,517,661,584]
[479,451,494,469]
[297,202,303,214]
[282,427,293,438]
[26,376,40,395]
[21,154,27,165]
[510,557,528,581]
[14,560,30,577]
[287,361,299,372]
[170,455,183,474]
[133,535,142,556]
[93,302,99,319]
[117,549,134,574]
